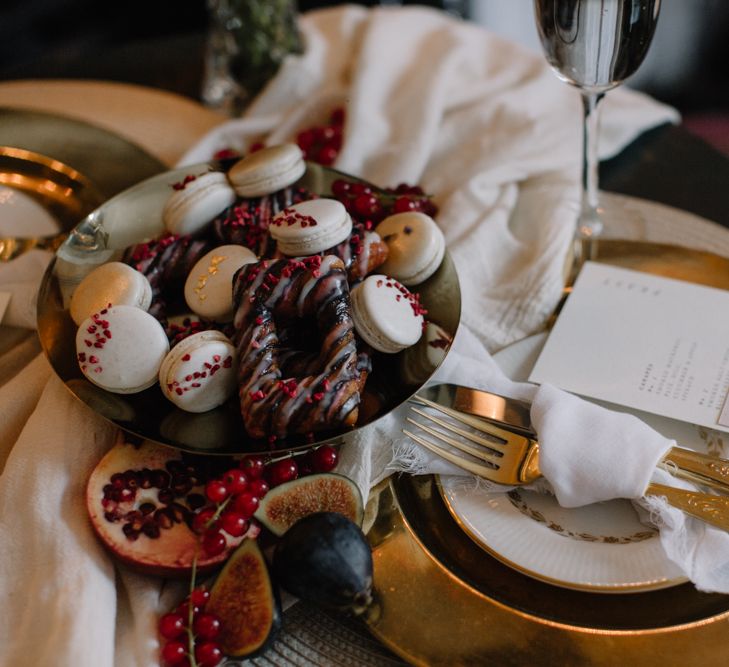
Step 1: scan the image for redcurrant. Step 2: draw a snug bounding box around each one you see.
[158,612,186,639]
[192,613,221,641]
[232,492,259,519]
[189,587,210,608]
[202,529,227,557]
[309,445,339,473]
[248,478,269,498]
[204,479,230,504]
[239,456,265,479]
[219,511,250,537]
[161,640,187,666]
[221,468,248,495]
[195,641,223,667]
[267,458,299,487]
[191,507,217,534]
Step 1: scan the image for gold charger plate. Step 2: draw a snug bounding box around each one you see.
[365,237,729,666]
[0,146,104,260]
[0,107,165,198]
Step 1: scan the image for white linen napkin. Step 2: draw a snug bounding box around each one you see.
[0,5,699,667]
[378,327,729,594]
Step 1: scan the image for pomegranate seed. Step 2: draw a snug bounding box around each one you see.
[193,613,221,640]
[353,193,381,218]
[204,480,230,504]
[309,445,339,473]
[195,641,223,667]
[239,456,265,479]
[110,472,125,488]
[248,478,269,498]
[267,458,299,487]
[118,487,136,502]
[202,529,227,556]
[231,492,259,519]
[191,507,217,534]
[220,512,249,537]
[161,640,187,665]
[158,612,186,639]
[190,587,210,608]
[221,469,248,495]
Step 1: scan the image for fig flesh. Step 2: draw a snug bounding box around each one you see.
[206,539,280,657]
[273,512,373,615]
[86,435,257,576]
[254,473,363,537]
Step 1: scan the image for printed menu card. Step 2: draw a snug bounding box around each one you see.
[529,262,729,433]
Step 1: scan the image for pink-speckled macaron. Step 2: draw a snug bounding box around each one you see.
[75,305,169,394]
[375,212,445,285]
[163,171,236,236]
[158,330,237,413]
[350,274,425,354]
[270,198,352,256]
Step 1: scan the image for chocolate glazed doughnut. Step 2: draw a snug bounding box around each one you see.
[232,255,369,440]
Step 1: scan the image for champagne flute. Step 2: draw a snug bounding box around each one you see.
[533,0,661,249]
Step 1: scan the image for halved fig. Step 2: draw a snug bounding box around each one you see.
[253,473,363,536]
[86,435,257,577]
[206,539,280,657]
[273,512,373,615]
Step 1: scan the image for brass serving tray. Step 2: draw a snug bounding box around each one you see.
[35,161,461,455]
[366,237,729,665]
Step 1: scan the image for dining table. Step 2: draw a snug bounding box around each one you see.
[2,5,729,667]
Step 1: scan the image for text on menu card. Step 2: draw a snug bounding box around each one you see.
[529,262,729,433]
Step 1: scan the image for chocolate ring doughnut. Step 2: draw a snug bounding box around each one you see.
[232,254,368,440]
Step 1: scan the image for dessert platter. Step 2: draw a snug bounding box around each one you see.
[36,144,460,454]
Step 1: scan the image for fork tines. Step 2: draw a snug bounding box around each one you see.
[403,398,540,485]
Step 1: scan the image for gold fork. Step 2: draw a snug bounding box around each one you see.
[403,404,729,533]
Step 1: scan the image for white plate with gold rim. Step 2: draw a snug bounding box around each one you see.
[440,331,729,593]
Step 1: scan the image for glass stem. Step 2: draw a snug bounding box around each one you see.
[578,91,605,239]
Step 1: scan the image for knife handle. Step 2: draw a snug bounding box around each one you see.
[646,483,729,532]
[662,446,729,493]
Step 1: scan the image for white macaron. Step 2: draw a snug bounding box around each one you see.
[270,198,353,256]
[69,261,153,326]
[163,171,236,236]
[350,274,425,354]
[76,305,169,394]
[158,330,237,413]
[227,143,306,197]
[375,212,445,286]
[183,245,258,322]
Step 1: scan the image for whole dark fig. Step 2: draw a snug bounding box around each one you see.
[273,512,373,615]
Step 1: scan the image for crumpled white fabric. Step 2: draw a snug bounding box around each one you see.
[0,5,716,667]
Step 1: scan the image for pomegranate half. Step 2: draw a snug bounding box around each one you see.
[86,435,257,577]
